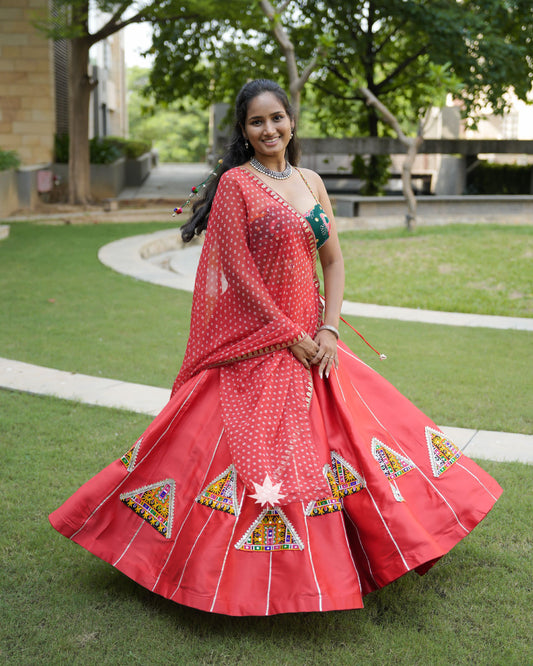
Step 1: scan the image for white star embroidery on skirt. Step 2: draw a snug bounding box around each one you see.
[249,474,286,507]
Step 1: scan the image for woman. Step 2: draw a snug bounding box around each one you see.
[50,79,501,616]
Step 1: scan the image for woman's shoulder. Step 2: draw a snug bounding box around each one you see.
[296,166,327,195]
[297,166,324,184]
[214,167,250,199]
[219,166,248,184]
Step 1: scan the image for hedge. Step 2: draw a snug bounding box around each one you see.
[467,161,532,194]
[54,135,151,164]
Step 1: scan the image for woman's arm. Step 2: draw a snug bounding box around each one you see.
[309,173,345,377]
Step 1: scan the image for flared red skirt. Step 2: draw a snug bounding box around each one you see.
[49,343,502,616]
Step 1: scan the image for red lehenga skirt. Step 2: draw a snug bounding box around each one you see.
[49,342,501,616]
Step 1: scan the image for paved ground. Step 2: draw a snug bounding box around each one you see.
[1,162,531,464]
[118,162,211,201]
[1,356,531,464]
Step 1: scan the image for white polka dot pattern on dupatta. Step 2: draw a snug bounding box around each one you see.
[172,168,329,504]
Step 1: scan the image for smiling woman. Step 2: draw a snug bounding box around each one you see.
[243,92,294,170]
[50,79,502,617]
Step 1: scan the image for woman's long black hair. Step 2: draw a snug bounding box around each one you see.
[180,79,300,242]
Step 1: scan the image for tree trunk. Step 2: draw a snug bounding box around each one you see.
[402,134,423,230]
[357,84,424,229]
[260,0,319,122]
[289,85,301,122]
[365,107,382,195]
[68,35,95,204]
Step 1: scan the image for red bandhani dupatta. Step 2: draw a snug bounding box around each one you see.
[172,168,329,503]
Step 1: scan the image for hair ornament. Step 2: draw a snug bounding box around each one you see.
[172,159,223,216]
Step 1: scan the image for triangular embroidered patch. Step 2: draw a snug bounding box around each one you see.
[425,426,462,477]
[305,465,343,516]
[196,465,240,517]
[235,507,304,552]
[331,451,365,496]
[371,438,415,480]
[120,479,175,538]
[120,436,143,472]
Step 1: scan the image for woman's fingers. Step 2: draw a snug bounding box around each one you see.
[312,329,339,377]
[291,334,340,375]
[318,352,337,378]
[290,336,319,368]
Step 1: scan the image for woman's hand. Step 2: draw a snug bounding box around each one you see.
[312,329,338,378]
[290,335,320,369]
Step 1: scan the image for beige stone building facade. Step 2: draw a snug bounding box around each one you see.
[0,0,56,165]
[0,0,127,168]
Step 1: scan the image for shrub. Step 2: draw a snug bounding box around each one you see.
[467,162,532,194]
[54,134,151,164]
[352,154,392,196]
[89,137,123,164]
[104,136,151,159]
[54,134,69,163]
[0,149,21,171]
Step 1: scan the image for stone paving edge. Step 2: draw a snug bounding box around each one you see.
[1,357,531,464]
[99,230,533,331]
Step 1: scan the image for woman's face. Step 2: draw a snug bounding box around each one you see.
[243,92,294,162]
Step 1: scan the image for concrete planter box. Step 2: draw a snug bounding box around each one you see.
[91,158,125,199]
[16,166,40,209]
[125,152,151,187]
[53,158,126,200]
[0,169,19,217]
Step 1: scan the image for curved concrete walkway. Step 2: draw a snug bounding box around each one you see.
[1,226,531,463]
[1,355,531,464]
[99,229,533,331]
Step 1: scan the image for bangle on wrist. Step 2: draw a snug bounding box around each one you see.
[317,324,339,339]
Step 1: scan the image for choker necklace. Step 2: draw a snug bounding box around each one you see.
[250,156,292,180]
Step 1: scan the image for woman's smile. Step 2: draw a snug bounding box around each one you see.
[243,91,294,167]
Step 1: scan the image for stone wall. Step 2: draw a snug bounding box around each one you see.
[0,0,55,165]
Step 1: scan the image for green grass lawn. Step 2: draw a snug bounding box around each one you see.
[1,221,532,664]
[339,223,533,317]
[1,390,531,665]
[0,221,531,433]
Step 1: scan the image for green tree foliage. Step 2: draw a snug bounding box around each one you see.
[147,0,532,195]
[302,0,532,132]
[127,67,209,162]
[36,0,247,203]
[149,0,532,134]
[147,2,273,108]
